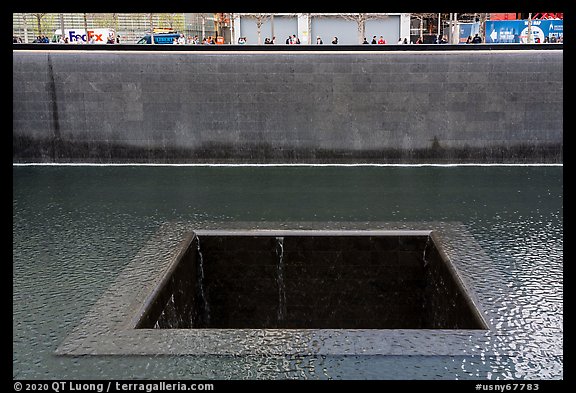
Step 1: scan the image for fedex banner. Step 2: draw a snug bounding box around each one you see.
[485,20,563,43]
[55,29,114,44]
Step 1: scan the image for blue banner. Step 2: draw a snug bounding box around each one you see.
[485,20,563,43]
[458,23,480,43]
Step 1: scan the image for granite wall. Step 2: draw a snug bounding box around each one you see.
[13,49,563,163]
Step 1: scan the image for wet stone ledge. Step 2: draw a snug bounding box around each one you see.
[56,222,499,357]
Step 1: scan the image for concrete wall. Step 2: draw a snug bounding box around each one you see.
[12,49,563,163]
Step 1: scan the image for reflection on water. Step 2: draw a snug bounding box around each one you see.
[12,166,562,379]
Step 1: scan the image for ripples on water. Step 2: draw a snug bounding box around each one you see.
[12,166,562,379]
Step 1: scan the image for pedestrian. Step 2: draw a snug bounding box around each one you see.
[178,33,186,44]
[403,38,408,44]
[371,36,377,44]
[415,37,423,44]
[471,33,482,44]
[362,37,369,44]
[377,35,386,44]
[316,36,323,44]
[173,37,178,44]
[332,36,338,44]
[116,34,121,44]
[293,34,300,44]
[397,37,403,44]
[466,35,472,44]
[286,36,291,44]
[272,36,276,44]
[264,37,271,44]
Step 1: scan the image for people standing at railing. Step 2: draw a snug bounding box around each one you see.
[377,35,386,44]
[316,36,323,44]
[331,36,338,44]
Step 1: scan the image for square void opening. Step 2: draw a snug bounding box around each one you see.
[135,231,487,330]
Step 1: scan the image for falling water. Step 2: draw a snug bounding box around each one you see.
[195,235,210,325]
[423,235,432,267]
[276,237,286,324]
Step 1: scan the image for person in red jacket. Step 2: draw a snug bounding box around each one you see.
[377,35,386,44]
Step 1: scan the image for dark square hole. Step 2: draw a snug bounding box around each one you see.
[135,230,487,330]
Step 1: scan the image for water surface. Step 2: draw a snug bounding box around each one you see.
[12,166,563,379]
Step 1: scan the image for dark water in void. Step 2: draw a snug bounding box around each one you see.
[12,166,563,379]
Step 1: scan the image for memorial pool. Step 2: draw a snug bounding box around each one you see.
[12,165,562,379]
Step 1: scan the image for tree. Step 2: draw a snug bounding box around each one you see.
[340,13,367,44]
[338,13,391,44]
[241,13,271,44]
[159,13,184,31]
[31,13,47,37]
[83,13,89,43]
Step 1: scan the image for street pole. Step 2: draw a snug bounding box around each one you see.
[307,13,312,44]
[437,13,441,42]
[271,13,275,42]
[448,13,453,43]
[230,13,234,44]
[22,13,29,43]
[149,13,154,44]
[527,13,532,43]
[419,16,423,42]
[201,15,206,40]
[453,13,458,44]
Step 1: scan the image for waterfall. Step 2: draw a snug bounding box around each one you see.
[276,237,286,324]
[195,234,210,325]
[423,236,432,267]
